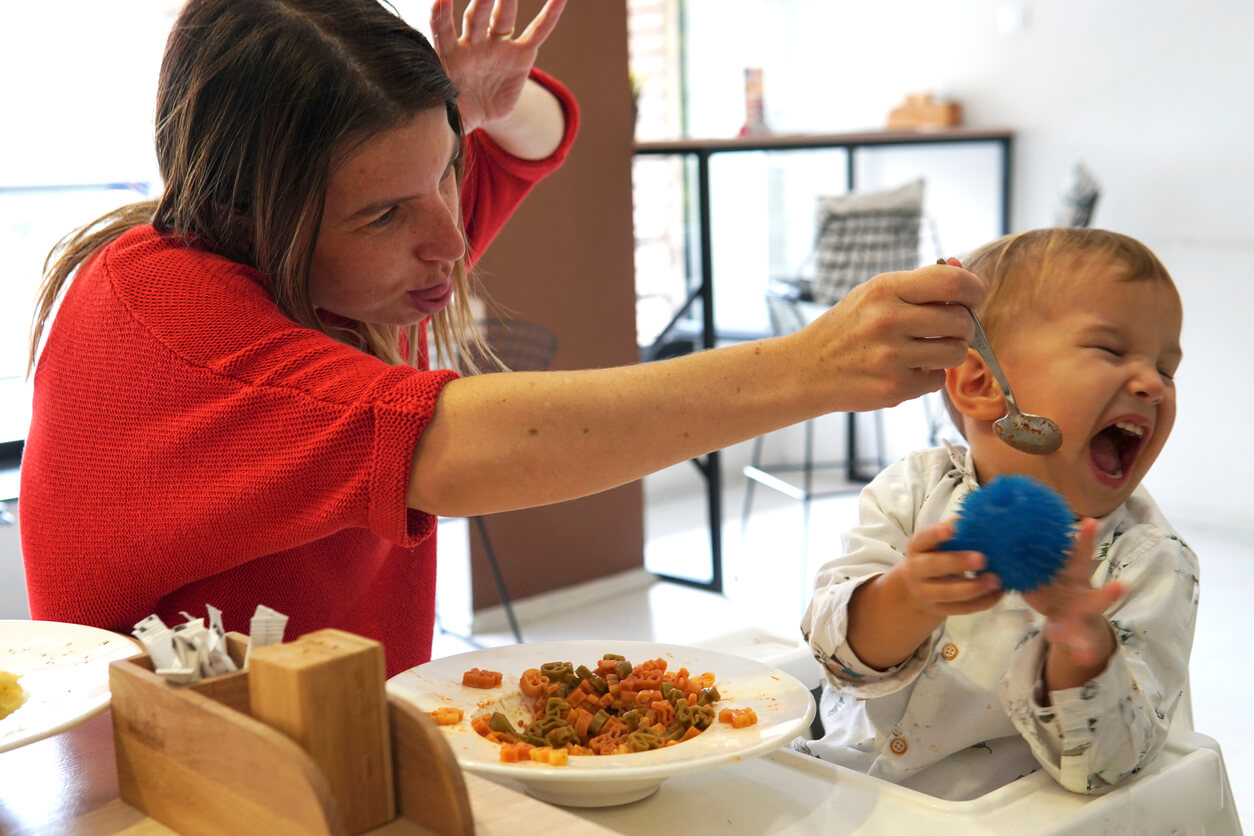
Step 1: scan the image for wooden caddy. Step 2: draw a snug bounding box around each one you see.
[109,628,474,836]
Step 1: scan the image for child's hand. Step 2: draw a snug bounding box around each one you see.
[1022,518,1126,668]
[894,522,1004,617]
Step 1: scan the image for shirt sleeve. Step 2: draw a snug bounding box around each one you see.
[999,526,1199,793]
[460,67,580,264]
[800,457,945,697]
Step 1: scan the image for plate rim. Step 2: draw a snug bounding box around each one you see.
[0,619,143,753]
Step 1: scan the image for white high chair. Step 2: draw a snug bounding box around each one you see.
[693,628,1243,835]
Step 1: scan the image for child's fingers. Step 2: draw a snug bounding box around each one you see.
[1062,517,1101,580]
[908,521,957,554]
[916,574,1002,606]
[908,548,985,581]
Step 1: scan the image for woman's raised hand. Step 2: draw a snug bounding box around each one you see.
[791,261,985,412]
[430,0,568,134]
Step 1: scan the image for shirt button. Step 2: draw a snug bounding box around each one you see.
[941,643,959,661]
[889,736,908,755]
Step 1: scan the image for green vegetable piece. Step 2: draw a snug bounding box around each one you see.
[586,672,609,694]
[488,712,515,734]
[622,708,642,731]
[696,686,720,706]
[601,653,626,661]
[587,708,609,736]
[691,704,715,730]
[540,661,576,685]
[615,660,633,679]
[546,725,579,747]
[625,730,663,752]
[545,696,571,718]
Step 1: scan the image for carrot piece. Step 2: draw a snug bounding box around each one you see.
[462,668,503,689]
[428,706,463,726]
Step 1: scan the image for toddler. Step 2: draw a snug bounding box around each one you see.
[797,228,1198,799]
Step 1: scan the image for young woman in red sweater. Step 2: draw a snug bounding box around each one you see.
[22,0,986,677]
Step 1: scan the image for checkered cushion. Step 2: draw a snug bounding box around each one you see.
[812,179,925,305]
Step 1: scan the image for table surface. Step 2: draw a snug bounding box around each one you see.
[1,703,1231,836]
[0,708,611,836]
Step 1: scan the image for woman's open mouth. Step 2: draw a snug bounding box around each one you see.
[1089,418,1149,488]
[409,278,453,315]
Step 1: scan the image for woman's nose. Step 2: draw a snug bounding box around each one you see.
[415,195,465,263]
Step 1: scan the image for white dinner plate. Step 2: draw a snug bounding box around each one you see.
[387,639,816,807]
[0,619,142,753]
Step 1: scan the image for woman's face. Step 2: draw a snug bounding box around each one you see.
[310,107,463,326]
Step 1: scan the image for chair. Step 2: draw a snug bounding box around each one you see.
[455,318,559,644]
[1055,161,1101,228]
[742,180,941,524]
[700,626,1242,833]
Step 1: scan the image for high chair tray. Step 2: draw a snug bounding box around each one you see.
[557,734,1233,835]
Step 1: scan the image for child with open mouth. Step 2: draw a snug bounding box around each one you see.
[798,227,1197,800]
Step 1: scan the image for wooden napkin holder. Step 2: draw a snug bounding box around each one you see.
[109,628,473,836]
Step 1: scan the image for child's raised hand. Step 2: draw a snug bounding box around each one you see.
[893,521,1004,618]
[1022,518,1127,668]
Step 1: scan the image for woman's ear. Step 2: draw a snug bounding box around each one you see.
[945,349,1008,422]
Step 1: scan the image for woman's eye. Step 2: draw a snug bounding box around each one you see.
[369,207,397,228]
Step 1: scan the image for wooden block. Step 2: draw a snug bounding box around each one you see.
[110,656,341,835]
[388,695,474,836]
[248,629,394,835]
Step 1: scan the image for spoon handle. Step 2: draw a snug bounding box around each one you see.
[934,258,1023,415]
[966,309,1023,415]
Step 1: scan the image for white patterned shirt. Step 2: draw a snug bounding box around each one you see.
[797,444,1199,799]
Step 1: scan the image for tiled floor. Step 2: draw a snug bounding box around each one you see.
[434,447,1251,823]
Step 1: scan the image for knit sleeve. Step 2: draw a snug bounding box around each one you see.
[460,67,580,264]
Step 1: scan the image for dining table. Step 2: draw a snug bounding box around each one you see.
[0,701,1234,835]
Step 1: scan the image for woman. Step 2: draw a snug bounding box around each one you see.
[22,0,984,676]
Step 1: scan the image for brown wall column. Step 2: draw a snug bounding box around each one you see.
[460,1,644,609]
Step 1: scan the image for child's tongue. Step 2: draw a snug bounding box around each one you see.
[1091,432,1121,475]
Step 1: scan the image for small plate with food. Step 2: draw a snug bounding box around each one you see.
[0,620,143,753]
[387,639,815,807]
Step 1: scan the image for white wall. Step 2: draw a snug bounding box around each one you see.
[684,0,1254,529]
[3,1,1250,530]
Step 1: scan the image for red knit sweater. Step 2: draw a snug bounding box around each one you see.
[21,71,579,677]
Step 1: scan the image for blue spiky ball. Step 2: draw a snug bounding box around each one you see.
[942,474,1075,592]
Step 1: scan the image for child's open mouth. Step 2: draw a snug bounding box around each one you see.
[1089,419,1148,486]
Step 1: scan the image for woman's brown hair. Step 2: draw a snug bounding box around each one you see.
[30,0,486,373]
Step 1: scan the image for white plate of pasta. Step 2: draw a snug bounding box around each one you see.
[387,639,815,807]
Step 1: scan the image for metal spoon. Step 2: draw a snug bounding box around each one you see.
[938,258,1063,454]
[967,309,1063,454]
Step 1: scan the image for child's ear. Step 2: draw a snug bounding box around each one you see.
[945,349,1008,422]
